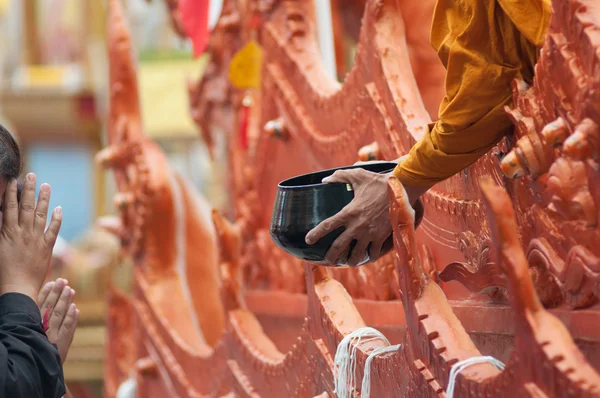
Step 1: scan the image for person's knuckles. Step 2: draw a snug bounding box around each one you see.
[355,168,370,177]
[41,282,54,293]
[3,199,18,211]
[19,231,34,245]
[51,310,65,322]
[331,170,354,183]
[20,202,35,212]
[0,227,17,242]
[320,219,334,233]
[35,209,48,221]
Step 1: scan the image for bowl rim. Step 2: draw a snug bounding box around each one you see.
[277,161,398,190]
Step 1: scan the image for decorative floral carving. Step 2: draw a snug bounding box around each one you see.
[563,245,600,309]
[563,118,600,161]
[500,122,549,179]
[546,157,597,226]
[438,232,507,298]
[526,239,564,308]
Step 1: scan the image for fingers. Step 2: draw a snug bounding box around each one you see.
[44,207,63,246]
[49,285,74,333]
[19,173,37,230]
[2,179,19,227]
[322,169,357,184]
[369,239,386,261]
[37,281,54,308]
[56,302,78,363]
[40,279,77,364]
[34,183,51,233]
[305,211,346,245]
[40,278,67,314]
[61,303,79,335]
[336,245,352,265]
[324,230,354,264]
[347,239,370,266]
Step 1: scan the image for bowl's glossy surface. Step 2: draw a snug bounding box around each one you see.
[270,162,398,267]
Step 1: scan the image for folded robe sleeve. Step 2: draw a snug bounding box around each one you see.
[394,0,551,188]
[0,293,66,398]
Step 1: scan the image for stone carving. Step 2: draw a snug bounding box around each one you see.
[103,0,600,396]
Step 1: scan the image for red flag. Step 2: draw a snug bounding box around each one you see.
[179,0,210,57]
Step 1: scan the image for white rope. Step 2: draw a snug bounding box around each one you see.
[333,327,401,398]
[446,356,505,398]
[115,377,137,398]
[361,344,402,398]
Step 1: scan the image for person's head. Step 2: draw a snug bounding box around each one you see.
[0,124,22,202]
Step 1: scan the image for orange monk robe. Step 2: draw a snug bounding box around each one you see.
[394,0,552,188]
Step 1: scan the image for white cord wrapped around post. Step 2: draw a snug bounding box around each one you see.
[334,327,401,398]
[446,356,505,398]
[361,344,402,398]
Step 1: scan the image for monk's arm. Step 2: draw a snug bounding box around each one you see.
[393,21,523,192]
[394,68,518,191]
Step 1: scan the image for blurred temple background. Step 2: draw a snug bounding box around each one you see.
[0,1,360,396]
[0,0,227,396]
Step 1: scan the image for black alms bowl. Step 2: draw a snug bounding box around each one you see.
[270,162,398,267]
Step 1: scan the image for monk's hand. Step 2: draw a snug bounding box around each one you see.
[305,168,392,266]
[0,174,62,299]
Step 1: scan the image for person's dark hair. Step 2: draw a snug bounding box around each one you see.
[0,124,22,206]
[0,124,21,181]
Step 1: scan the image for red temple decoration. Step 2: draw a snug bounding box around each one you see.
[179,0,210,56]
[101,0,600,396]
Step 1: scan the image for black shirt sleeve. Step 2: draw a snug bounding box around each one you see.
[0,292,66,398]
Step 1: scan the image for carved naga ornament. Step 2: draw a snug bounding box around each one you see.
[102,0,600,397]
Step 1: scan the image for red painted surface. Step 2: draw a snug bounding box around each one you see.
[102,0,600,396]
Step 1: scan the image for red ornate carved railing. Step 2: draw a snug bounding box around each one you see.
[101,0,600,396]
